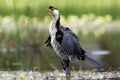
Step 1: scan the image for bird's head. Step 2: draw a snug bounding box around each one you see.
[48,6,60,20]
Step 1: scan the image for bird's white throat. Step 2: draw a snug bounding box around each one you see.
[49,19,57,39]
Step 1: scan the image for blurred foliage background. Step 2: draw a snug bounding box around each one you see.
[0,0,120,19]
[0,0,120,71]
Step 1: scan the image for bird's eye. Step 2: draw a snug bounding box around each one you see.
[51,9,54,11]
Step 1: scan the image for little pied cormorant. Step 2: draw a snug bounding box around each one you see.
[45,6,107,80]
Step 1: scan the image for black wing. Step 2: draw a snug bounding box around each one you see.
[60,28,85,60]
[44,35,52,48]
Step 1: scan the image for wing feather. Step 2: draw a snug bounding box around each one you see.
[60,29,85,60]
[44,35,52,48]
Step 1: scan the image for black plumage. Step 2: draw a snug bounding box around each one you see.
[55,29,63,44]
[59,27,85,60]
[44,36,52,48]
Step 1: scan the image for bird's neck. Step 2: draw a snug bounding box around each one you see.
[49,16,60,38]
[51,15,60,29]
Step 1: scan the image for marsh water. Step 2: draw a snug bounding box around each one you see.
[0,27,120,71]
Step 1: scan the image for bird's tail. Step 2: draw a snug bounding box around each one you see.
[85,55,107,68]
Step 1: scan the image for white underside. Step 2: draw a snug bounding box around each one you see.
[49,21,61,57]
[49,20,79,61]
[49,21,68,59]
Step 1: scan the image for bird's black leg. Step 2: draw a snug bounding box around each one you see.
[61,59,71,80]
[61,59,69,70]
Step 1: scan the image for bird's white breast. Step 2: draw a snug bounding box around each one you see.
[49,21,70,59]
[49,21,57,39]
[49,22,62,57]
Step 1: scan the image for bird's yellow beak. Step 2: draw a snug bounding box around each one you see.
[48,9,53,14]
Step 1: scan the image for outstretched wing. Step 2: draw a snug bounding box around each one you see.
[60,28,85,60]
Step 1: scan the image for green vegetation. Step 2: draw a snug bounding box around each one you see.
[0,0,120,19]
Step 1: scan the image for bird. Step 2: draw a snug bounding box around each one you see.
[45,6,107,80]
